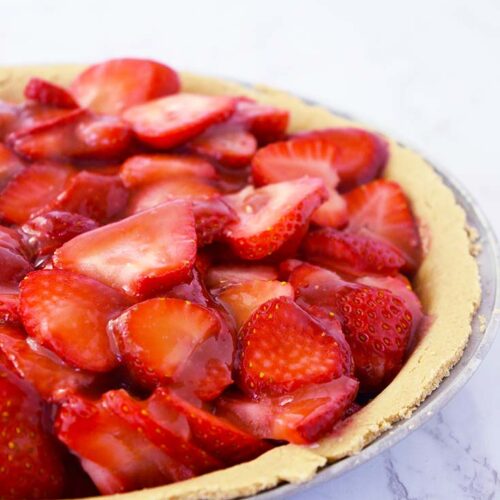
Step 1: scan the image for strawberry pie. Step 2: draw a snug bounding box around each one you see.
[0,59,480,499]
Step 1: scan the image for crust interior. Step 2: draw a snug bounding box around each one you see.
[0,65,481,499]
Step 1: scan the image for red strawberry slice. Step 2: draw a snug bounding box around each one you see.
[127,177,220,216]
[0,142,24,190]
[0,323,96,401]
[24,77,79,109]
[21,210,98,259]
[55,394,193,495]
[0,225,33,293]
[331,284,413,393]
[110,297,233,400]
[236,297,351,398]
[192,197,238,247]
[223,177,328,260]
[205,264,279,291]
[302,228,406,277]
[123,93,236,149]
[189,128,257,168]
[54,200,197,298]
[0,101,74,140]
[20,269,129,372]
[0,293,20,324]
[153,387,272,465]
[0,162,74,224]
[50,171,129,223]
[217,376,359,444]
[0,367,65,499]
[295,128,389,191]
[230,98,289,143]
[104,389,223,475]
[217,279,294,330]
[344,179,422,272]
[120,154,217,188]
[8,109,132,162]
[251,136,348,228]
[71,58,180,115]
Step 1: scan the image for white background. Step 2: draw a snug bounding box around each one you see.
[1,0,499,498]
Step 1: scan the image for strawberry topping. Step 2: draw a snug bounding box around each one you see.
[24,77,79,109]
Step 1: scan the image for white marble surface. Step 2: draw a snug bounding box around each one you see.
[1,0,499,498]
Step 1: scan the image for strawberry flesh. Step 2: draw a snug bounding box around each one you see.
[123,93,235,149]
[71,58,180,115]
[205,264,279,291]
[0,225,33,292]
[0,143,24,190]
[344,179,422,272]
[192,197,238,247]
[54,200,197,298]
[236,297,351,398]
[217,376,359,444]
[223,177,327,260]
[24,77,79,109]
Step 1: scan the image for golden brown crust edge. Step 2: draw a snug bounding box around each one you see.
[0,66,481,499]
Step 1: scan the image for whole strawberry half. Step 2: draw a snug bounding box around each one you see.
[235,296,352,398]
[344,179,422,273]
[217,376,359,444]
[71,58,180,115]
[0,367,65,499]
[110,297,234,401]
[20,269,130,372]
[222,177,328,260]
[54,200,197,298]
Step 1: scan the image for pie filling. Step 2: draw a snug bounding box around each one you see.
[0,58,426,499]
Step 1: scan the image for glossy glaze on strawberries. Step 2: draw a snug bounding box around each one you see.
[0,58,424,499]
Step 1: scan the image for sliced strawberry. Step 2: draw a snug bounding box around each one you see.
[223,177,327,260]
[344,179,422,272]
[154,387,272,464]
[21,210,98,259]
[0,293,20,324]
[302,228,406,277]
[55,394,192,495]
[230,98,289,143]
[0,367,64,499]
[236,297,351,398]
[127,177,220,216]
[120,154,217,188]
[205,263,279,291]
[217,279,294,330]
[0,142,24,190]
[0,225,33,292]
[296,128,389,191]
[0,324,96,401]
[310,189,348,228]
[0,162,74,224]
[123,93,235,149]
[8,109,132,162]
[0,100,74,140]
[50,171,129,223]
[110,297,233,399]
[71,58,180,115]
[54,200,197,298]
[217,376,359,444]
[192,197,237,247]
[104,389,223,475]
[331,284,413,393]
[189,128,257,168]
[20,269,129,372]
[24,77,78,109]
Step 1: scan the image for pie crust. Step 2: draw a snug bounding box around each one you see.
[0,65,481,499]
